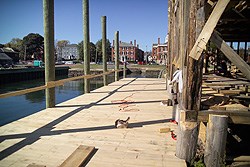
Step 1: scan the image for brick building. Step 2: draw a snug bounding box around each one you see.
[111,40,144,63]
[151,38,168,64]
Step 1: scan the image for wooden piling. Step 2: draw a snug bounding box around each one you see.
[102,16,107,86]
[204,114,228,167]
[123,56,126,78]
[175,0,205,162]
[83,0,90,93]
[43,0,55,108]
[176,110,199,162]
[114,31,119,81]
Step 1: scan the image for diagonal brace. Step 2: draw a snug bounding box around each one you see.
[188,0,230,60]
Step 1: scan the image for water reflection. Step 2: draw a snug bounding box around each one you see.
[0,75,115,126]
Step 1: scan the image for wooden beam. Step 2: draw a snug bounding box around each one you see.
[59,145,95,167]
[27,164,46,167]
[188,0,230,60]
[198,110,250,124]
[0,70,120,99]
[210,31,250,80]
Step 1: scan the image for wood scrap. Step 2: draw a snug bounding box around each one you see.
[59,145,95,167]
[27,164,46,167]
[160,127,171,133]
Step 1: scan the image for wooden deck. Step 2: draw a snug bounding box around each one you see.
[0,78,186,167]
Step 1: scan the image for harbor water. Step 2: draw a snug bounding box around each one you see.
[0,76,112,126]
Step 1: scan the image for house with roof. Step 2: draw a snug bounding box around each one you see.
[0,48,19,63]
[0,52,13,68]
[152,38,168,64]
[111,40,144,63]
[60,44,79,60]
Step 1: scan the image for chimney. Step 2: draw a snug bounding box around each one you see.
[134,40,136,47]
[158,38,160,44]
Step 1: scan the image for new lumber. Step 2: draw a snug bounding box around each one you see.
[59,145,95,167]
[198,110,250,124]
[27,164,46,167]
[189,0,230,60]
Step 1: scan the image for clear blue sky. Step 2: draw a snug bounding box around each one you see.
[1,0,168,51]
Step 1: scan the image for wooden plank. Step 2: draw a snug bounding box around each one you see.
[232,95,250,100]
[210,103,249,111]
[159,127,171,133]
[59,145,95,167]
[210,31,250,80]
[198,110,250,124]
[227,156,250,162]
[205,81,250,87]
[189,0,230,60]
[219,89,244,95]
[205,78,236,82]
[27,164,46,167]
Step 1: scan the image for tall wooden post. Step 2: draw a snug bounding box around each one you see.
[43,0,55,108]
[204,114,228,167]
[176,0,206,163]
[102,16,108,86]
[114,31,119,81]
[123,56,126,78]
[83,0,90,93]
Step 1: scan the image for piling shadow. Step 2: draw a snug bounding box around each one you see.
[0,78,137,160]
[0,78,170,161]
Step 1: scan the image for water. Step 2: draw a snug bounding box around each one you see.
[0,76,113,126]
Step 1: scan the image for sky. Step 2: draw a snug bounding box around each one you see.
[0,0,168,51]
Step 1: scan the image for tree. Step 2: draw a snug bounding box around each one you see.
[23,33,44,60]
[4,38,25,60]
[78,41,84,61]
[90,42,96,62]
[5,38,23,51]
[77,41,96,61]
[95,39,111,62]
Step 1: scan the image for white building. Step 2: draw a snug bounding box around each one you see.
[60,44,79,60]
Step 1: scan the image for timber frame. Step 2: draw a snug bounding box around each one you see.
[167,0,250,163]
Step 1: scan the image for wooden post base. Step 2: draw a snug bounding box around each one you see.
[176,121,199,162]
[204,114,228,167]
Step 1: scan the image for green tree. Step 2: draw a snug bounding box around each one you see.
[95,39,111,62]
[78,41,84,61]
[5,38,23,51]
[77,41,96,62]
[23,33,44,60]
[4,38,25,60]
[90,42,96,62]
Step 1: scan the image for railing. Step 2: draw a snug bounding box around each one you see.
[0,70,122,99]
